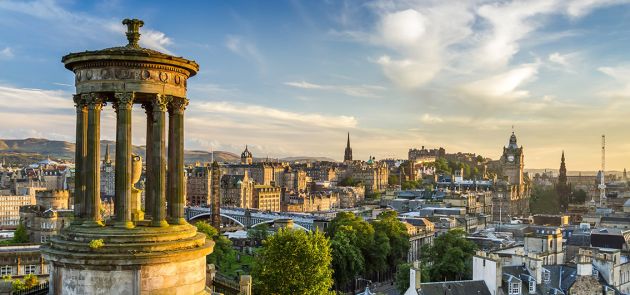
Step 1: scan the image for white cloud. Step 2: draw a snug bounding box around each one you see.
[0,0,175,54]
[565,0,630,18]
[461,63,539,101]
[225,35,265,69]
[368,2,475,88]
[420,113,443,124]
[0,47,14,59]
[598,66,630,97]
[194,101,357,129]
[475,0,559,69]
[548,52,569,67]
[284,80,385,98]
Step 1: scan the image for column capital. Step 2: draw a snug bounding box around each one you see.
[152,94,169,112]
[73,94,87,109]
[168,97,189,115]
[82,93,106,110]
[113,92,135,112]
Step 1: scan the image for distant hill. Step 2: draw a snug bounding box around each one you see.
[279,156,337,163]
[0,138,240,165]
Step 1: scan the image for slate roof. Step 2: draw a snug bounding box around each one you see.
[419,280,491,295]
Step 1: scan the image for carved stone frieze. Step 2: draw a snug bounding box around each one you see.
[74,67,188,89]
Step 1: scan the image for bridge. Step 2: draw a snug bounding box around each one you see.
[185,207,326,231]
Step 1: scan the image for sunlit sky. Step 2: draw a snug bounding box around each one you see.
[2,0,630,170]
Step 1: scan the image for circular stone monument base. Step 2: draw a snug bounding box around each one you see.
[41,224,213,295]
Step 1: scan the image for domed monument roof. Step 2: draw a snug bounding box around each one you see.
[62,19,198,98]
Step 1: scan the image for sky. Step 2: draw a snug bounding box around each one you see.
[1,0,630,170]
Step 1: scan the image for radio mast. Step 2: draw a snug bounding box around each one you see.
[599,134,606,207]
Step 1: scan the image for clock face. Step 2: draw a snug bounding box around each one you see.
[508,155,515,162]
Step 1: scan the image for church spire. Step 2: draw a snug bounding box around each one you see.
[347,132,350,148]
[344,132,353,163]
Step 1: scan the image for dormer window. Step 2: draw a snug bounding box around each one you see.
[510,282,521,295]
[528,280,535,294]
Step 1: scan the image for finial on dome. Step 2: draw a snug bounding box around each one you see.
[122,18,144,48]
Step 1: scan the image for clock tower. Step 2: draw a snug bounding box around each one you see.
[500,132,524,186]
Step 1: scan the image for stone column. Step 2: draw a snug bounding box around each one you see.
[72,95,87,225]
[150,94,169,227]
[82,93,104,227]
[113,92,134,228]
[142,102,154,218]
[167,97,188,225]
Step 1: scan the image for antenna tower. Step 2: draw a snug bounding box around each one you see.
[599,134,606,207]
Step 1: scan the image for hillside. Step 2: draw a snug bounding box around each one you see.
[0,138,240,165]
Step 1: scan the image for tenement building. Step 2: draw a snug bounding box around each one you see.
[20,190,72,244]
[186,164,213,206]
[40,19,213,294]
[253,185,281,211]
[0,189,36,229]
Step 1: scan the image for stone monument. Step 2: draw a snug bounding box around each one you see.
[41,19,213,295]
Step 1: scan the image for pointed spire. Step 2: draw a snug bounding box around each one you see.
[561,150,565,162]
[347,132,351,148]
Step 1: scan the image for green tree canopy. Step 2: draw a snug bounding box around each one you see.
[395,263,411,294]
[247,223,270,244]
[12,223,28,244]
[330,228,365,288]
[530,186,560,214]
[195,221,237,272]
[373,211,410,270]
[420,229,477,281]
[253,228,333,295]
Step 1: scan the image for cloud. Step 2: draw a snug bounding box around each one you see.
[225,35,265,69]
[0,47,14,59]
[548,52,570,67]
[419,113,443,124]
[0,0,175,54]
[369,2,474,88]
[105,22,173,54]
[475,1,559,69]
[565,0,630,18]
[194,101,357,129]
[284,80,386,98]
[461,63,539,101]
[598,66,630,98]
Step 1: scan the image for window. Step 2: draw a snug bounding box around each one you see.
[529,281,535,293]
[23,265,36,275]
[0,266,12,276]
[543,269,551,283]
[510,282,521,295]
[41,235,49,243]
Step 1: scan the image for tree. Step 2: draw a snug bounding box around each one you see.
[326,212,387,275]
[372,211,410,270]
[420,229,477,281]
[12,223,28,244]
[330,228,365,288]
[195,221,237,272]
[395,263,411,294]
[253,228,333,295]
[388,175,400,186]
[530,186,560,214]
[247,223,269,244]
[571,189,588,204]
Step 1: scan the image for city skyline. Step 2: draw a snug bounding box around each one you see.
[2,0,630,170]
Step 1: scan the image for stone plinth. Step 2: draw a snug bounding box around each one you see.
[41,224,213,295]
